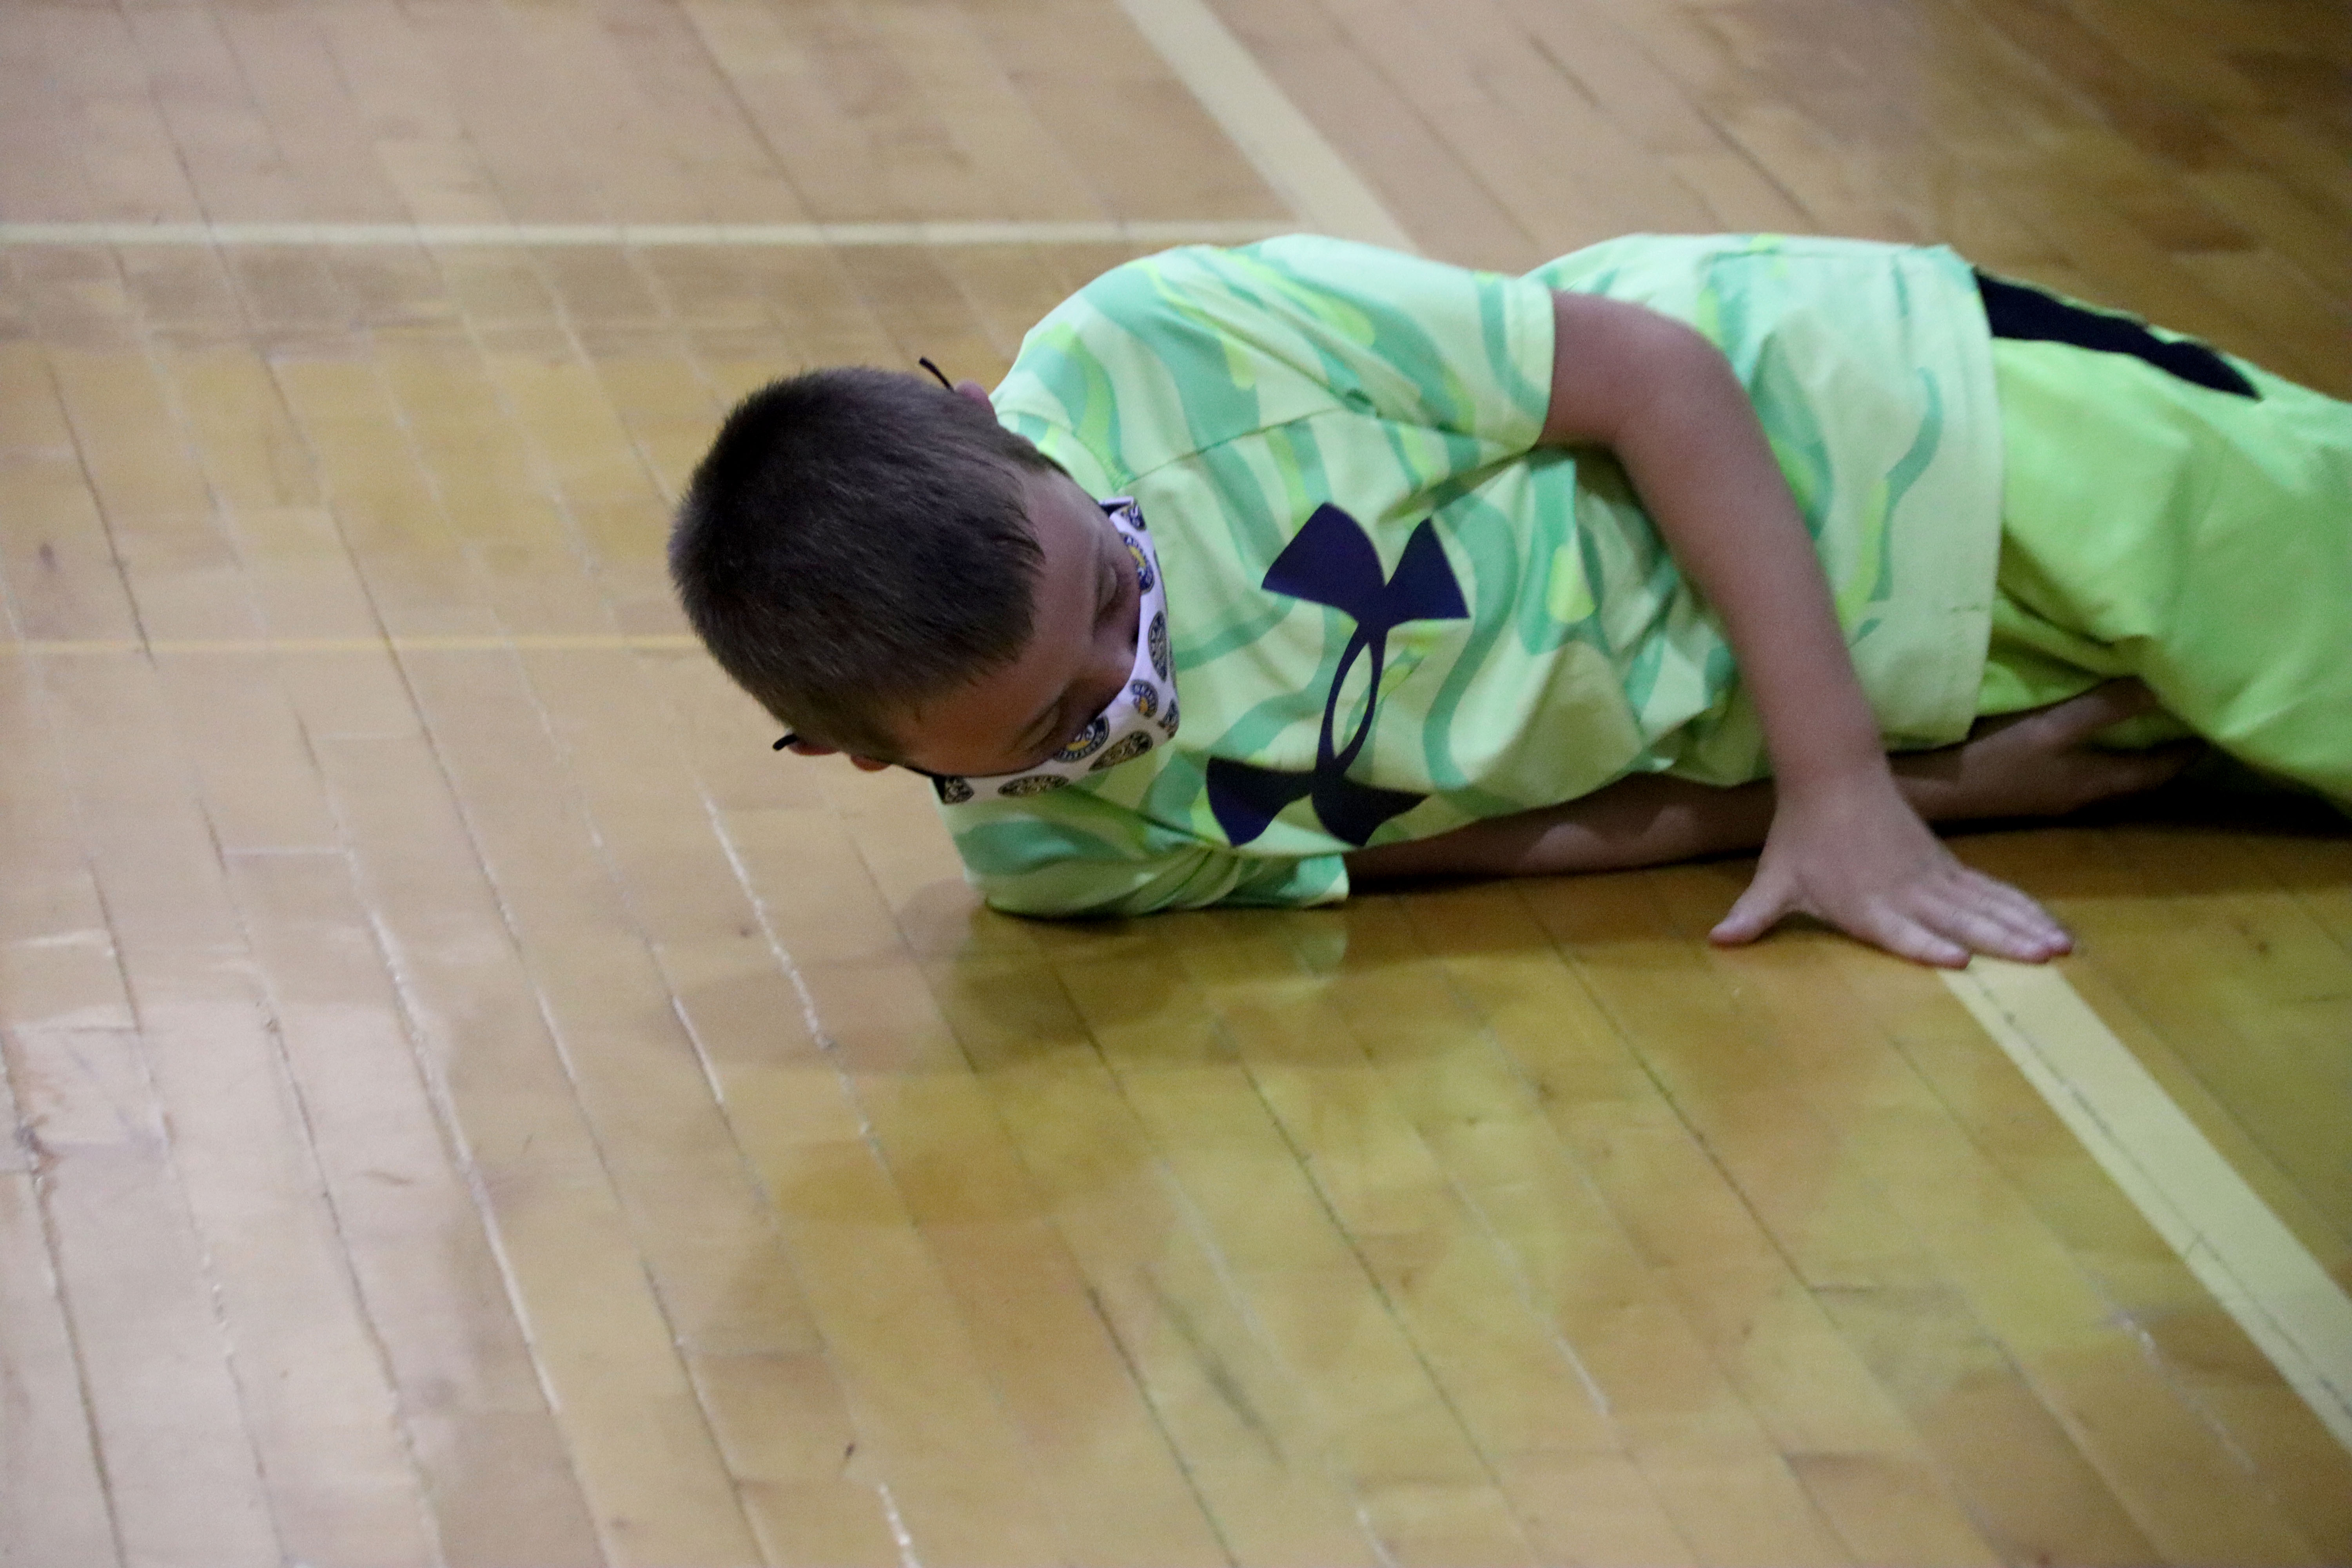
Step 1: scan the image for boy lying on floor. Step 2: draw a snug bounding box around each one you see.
[670,235,2350,966]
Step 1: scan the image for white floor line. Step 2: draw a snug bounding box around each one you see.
[1110,0,1417,254]
[1945,960,2352,1455]
[0,218,1293,249]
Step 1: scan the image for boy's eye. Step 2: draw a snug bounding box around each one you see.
[1095,555,1120,622]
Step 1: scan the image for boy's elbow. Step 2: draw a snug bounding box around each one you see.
[980,881,1126,920]
[1541,292,1731,448]
[971,848,1346,918]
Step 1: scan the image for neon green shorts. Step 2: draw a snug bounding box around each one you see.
[1978,334,2352,804]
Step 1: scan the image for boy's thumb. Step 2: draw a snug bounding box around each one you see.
[1709,880,1787,947]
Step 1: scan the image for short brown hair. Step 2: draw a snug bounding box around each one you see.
[670,367,1063,758]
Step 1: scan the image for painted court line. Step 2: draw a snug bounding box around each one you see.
[1111,0,1417,253]
[0,218,1292,249]
[1945,960,2352,1454]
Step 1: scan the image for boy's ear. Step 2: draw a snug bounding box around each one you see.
[781,737,894,773]
[953,379,991,407]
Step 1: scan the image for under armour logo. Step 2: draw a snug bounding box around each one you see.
[1207,503,1467,847]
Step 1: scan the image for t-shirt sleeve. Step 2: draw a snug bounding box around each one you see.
[994,236,1557,488]
[946,789,1349,918]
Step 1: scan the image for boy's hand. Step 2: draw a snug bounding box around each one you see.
[1894,680,2200,822]
[1544,292,2076,969]
[1710,765,2072,967]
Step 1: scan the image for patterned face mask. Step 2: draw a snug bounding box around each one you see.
[930,498,1177,805]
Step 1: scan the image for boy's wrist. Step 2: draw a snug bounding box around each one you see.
[1758,706,1892,796]
[1768,748,1908,829]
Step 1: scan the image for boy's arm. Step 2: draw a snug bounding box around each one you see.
[1526,291,2063,965]
[1347,681,2191,889]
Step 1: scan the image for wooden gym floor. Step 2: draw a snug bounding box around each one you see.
[3,0,2350,1563]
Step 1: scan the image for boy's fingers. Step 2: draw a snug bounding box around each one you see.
[2047,678,2160,740]
[2069,737,2202,808]
[1891,866,2068,964]
[2128,739,2205,787]
[1939,895,2069,961]
[1951,868,2071,951]
[1711,854,2073,968]
[1860,907,1971,968]
[1958,867,2070,944]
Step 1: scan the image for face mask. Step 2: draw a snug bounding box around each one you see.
[930,498,1176,805]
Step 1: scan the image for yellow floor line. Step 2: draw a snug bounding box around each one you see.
[4,634,705,656]
[1944,960,2352,1455]
[1110,0,1417,253]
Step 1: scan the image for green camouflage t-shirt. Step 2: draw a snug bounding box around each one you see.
[958,234,2003,916]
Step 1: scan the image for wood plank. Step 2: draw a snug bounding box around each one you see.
[33,647,439,1568]
[0,660,135,1039]
[0,1169,120,1568]
[311,722,756,1566]
[929,950,1394,1566]
[6,1022,279,1568]
[37,6,203,223]
[225,847,610,1568]
[124,2,303,223]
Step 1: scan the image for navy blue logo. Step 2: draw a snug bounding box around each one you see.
[1207,504,1466,847]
